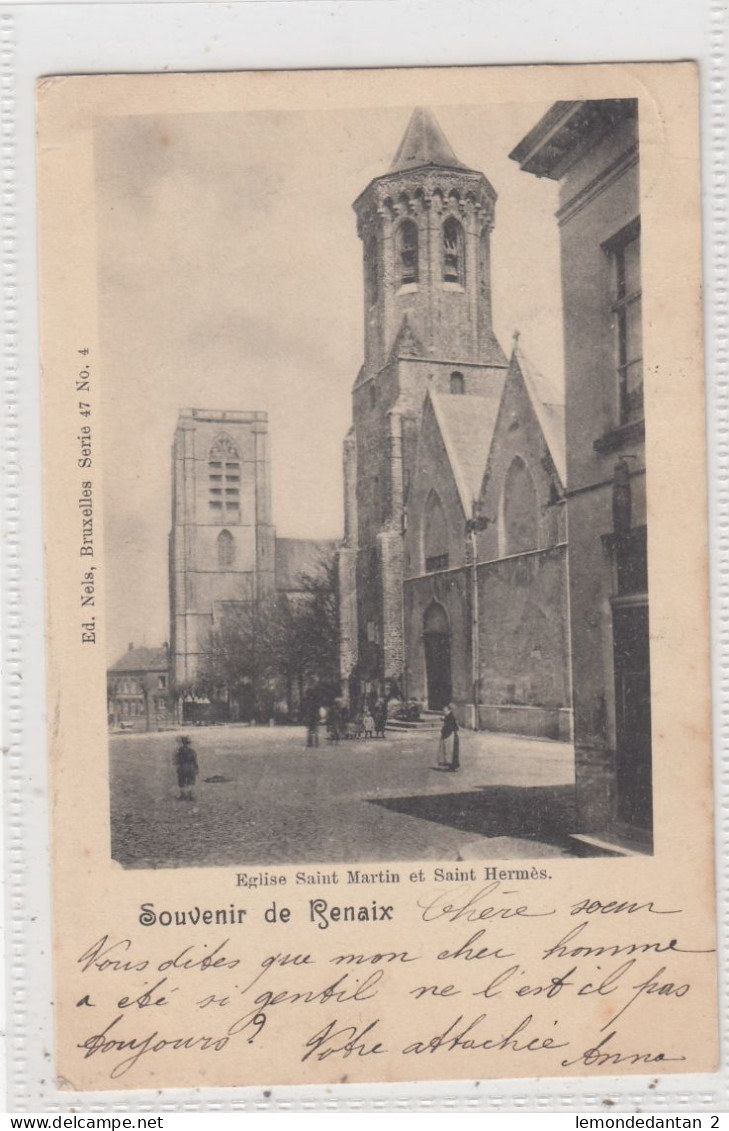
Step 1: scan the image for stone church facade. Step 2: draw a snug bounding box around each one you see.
[169,408,276,689]
[169,408,335,709]
[339,108,572,739]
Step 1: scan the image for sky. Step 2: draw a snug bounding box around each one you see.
[95,101,563,665]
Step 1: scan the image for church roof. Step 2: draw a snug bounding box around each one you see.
[109,645,168,674]
[275,538,338,592]
[429,381,507,514]
[511,345,567,484]
[389,107,471,174]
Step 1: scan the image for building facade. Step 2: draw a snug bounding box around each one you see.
[107,643,170,731]
[340,108,571,739]
[403,347,571,738]
[169,408,337,720]
[169,408,276,690]
[512,100,651,847]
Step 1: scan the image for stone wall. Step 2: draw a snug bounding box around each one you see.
[477,546,572,741]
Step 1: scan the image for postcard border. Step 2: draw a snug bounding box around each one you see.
[4,0,729,1111]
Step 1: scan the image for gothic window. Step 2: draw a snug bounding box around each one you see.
[209,434,241,521]
[423,489,449,572]
[217,529,235,568]
[500,457,539,556]
[397,219,419,286]
[606,218,642,424]
[443,217,465,285]
[450,371,465,395]
[365,235,378,305]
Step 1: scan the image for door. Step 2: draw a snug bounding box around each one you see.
[613,602,652,831]
[423,602,452,710]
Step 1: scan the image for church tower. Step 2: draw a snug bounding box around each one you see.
[169,408,276,694]
[339,107,508,699]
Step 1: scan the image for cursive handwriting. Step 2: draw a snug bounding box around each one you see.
[561,1029,687,1069]
[402,1012,568,1056]
[76,1011,255,1079]
[570,897,682,917]
[419,882,556,925]
[301,1019,386,1062]
[543,921,715,961]
[70,877,708,1084]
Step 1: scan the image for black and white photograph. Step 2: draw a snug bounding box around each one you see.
[99,94,652,869]
[36,61,718,1095]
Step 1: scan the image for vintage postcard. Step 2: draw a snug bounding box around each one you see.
[37,63,717,1091]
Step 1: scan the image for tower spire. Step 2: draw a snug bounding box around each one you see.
[389,107,469,173]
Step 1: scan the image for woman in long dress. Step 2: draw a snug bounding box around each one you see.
[440,705,460,772]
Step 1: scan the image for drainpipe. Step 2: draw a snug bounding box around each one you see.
[466,509,493,730]
[469,523,479,731]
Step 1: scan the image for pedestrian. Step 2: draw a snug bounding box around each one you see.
[326,701,342,744]
[440,705,460,772]
[174,734,199,800]
[304,696,320,748]
[362,707,374,740]
[373,698,387,739]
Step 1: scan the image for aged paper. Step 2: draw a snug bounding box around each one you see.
[38,64,716,1091]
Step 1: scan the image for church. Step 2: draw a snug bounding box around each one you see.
[338,108,572,740]
[168,407,336,719]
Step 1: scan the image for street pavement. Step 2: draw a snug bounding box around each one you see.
[109,724,577,869]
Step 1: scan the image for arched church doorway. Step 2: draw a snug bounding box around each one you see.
[423,601,452,711]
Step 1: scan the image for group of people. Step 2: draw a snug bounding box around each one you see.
[172,699,460,801]
[305,696,389,745]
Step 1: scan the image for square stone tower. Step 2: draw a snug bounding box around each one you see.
[169,408,275,687]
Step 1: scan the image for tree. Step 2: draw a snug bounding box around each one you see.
[290,554,340,699]
[203,597,279,722]
[201,551,340,721]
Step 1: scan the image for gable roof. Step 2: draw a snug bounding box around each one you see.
[275,538,338,592]
[110,645,168,674]
[389,107,470,174]
[429,379,507,514]
[511,345,566,484]
[388,313,425,361]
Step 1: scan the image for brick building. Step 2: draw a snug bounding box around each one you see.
[107,643,170,731]
[512,99,651,848]
[339,108,571,739]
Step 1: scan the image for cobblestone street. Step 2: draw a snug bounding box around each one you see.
[110,724,577,869]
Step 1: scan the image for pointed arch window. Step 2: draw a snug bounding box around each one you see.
[423,489,450,572]
[217,529,235,568]
[397,219,419,286]
[450,371,465,395]
[500,457,539,556]
[209,434,241,521]
[443,217,465,285]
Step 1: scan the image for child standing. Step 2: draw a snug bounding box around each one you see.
[174,735,199,800]
[362,707,375,740]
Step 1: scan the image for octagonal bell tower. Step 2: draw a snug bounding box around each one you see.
[354,107,503,378]
[339,108,508,700]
